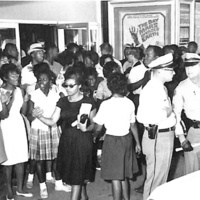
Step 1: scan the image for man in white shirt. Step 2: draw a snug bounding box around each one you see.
[127,47,148,94]
[21,43,45,94]
[137,53,176,200]
[173,53,200,175]
[127,45,161,108]
[46,44,63,77]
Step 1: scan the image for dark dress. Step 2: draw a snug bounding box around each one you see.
[56,95,96,185]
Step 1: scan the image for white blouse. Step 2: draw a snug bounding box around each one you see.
[30,88,60,131]
[93,96,136,136]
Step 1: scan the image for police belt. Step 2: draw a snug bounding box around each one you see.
[145,125,175,133]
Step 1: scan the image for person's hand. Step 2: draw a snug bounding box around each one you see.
[135,143,142,155]
[164,106,173,117]
[32,106,43,118]
[24,93,30,102]
[77,114,88,132]
[0,91,11,104]
[129,26,139,45]
[93,136,97,143]
[181,139,193,152]
[56,73,65,86]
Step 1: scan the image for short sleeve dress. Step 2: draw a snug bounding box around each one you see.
[1,87,29,166]
[56,95,96,185]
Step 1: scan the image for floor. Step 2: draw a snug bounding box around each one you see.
[0,151,184,200]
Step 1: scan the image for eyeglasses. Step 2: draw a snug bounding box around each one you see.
[62,83,77,88]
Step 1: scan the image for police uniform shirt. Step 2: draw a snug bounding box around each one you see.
[137,77,176,129]
[173,78,200,135]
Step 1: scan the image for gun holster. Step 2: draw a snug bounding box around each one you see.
[146,124,158,139]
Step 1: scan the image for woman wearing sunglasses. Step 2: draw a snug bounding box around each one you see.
[32,67,96,200]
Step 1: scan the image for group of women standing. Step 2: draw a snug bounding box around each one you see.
[0,43,141,200]
[32,67,141,200]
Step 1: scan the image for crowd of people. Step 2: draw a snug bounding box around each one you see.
[0,39,200,200]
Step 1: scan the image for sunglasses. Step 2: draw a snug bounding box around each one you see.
[62,83,77,88]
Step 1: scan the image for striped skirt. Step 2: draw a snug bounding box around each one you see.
[29,126,60,160]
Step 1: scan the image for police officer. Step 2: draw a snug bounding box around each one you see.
[131,45,163,194]
[137,53,177,200]
[173,53,200,175]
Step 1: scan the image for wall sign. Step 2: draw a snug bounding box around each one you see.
[122,13,165,48]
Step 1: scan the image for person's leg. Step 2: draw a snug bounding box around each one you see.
[36,160,48,198]
[142,131,156,200]
[53,159,60,180]
[122,178,130,200]
[53,159,71,192]
[81,184,88,200]
[134,165,146,193]
[46,160,54,182]
[111,180,122,200]
[71,185,82,200]
[15,163,33,197]
[15,163,24,192]
[26,159,36,189]
[184,128,200,174]
[135,121,145,193]
[4,165,14,199]
[36,160,46,183]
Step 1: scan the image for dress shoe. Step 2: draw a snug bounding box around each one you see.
[134,185,144,193]
[16,191,33,197]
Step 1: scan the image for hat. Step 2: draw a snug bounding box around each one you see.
[182,53,200,67]
[27,43,45,55]
[148,53,176,69]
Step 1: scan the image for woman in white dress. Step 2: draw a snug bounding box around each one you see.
[0,63,32,200]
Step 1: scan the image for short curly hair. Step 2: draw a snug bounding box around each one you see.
[33,62,56,84]
[0,63,20,82]
[107,72,128,96]
[85,67,98,79]
[100,54,113,67]
[103,61,118,78]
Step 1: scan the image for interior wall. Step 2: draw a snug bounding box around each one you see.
[0,1,99,23]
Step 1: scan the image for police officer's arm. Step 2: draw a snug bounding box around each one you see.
[173,87,193,151]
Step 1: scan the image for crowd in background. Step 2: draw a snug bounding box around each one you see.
[0,38,199,200]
